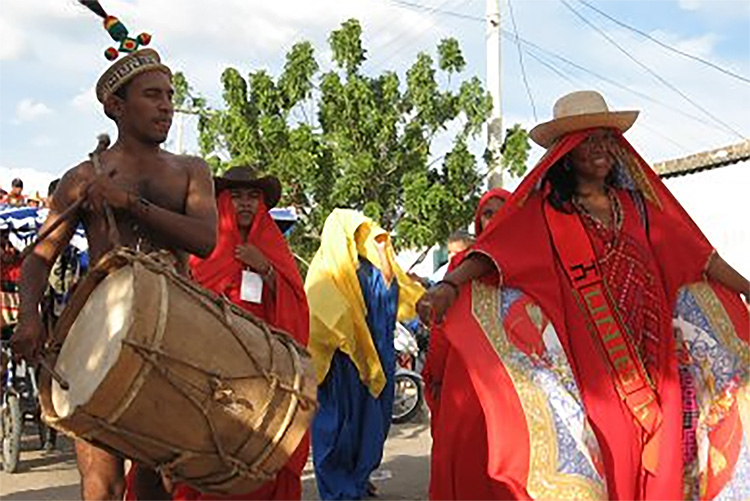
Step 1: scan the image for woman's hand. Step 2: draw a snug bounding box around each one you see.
[417,282,459,325]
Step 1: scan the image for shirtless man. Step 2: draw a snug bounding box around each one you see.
[12,48,217,500]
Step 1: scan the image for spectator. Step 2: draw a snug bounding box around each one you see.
[5,178,26,207]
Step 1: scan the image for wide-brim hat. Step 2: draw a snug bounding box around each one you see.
[96,48,171,103]
[214,166,282,209]
[529,90,639,148]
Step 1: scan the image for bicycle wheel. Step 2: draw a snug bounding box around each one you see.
[2,394,22,472]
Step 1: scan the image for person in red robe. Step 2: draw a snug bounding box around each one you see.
[418,91,750,500]
[182,165,310,501]
[126,165,310,500]
[422,187,510,500]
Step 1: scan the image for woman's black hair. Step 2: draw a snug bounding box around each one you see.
[544,155,577,212]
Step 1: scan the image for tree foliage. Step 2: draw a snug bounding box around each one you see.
[501,124,531,179]
[182,19,500,261]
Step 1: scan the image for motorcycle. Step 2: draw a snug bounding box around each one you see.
[391,322,424,424]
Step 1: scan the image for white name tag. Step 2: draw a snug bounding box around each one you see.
[240,270,263,303]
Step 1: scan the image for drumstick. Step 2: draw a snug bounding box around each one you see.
[39,358,70,391]
[20,196,87,260]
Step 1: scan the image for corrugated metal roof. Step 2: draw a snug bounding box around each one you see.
[653,140,750,178]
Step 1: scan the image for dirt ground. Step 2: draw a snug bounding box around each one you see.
[0,413,431,500]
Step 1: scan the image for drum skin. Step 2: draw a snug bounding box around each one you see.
[38,249,317,495]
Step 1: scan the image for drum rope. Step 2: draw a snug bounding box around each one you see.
[44,248,316,492]
[247,333,307,472]
[75,409,276,485]
[121,340,284,482]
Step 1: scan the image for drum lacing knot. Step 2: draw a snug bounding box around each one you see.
[156,451,198,481]
[223,455,276,482]
[209,377,254,411]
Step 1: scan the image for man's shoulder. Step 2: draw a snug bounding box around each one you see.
[165,153,211,174]
[61,160,96,185]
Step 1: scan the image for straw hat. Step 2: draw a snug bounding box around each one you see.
[529,91,639,148]
[214,166,282,209]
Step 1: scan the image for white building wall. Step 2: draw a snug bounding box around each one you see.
[662,161,750,278]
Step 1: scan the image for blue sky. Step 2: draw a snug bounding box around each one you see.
[1,0,749,194]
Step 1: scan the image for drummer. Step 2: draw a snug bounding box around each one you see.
[12,3,217,500]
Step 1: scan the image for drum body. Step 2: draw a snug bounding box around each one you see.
[39,249,316,495]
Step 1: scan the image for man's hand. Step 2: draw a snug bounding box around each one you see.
[235,244,269,272]
[416,282,459,325]
[11,313,45,362]
[85,171,130,213]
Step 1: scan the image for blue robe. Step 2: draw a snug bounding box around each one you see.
[312,258,399,500]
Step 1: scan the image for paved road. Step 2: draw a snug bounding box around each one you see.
[1,414,431,500]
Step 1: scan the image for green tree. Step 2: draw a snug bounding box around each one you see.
[501,124,531,179]
[189,19,496,262]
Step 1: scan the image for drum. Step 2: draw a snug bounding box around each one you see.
[38,248,316,495]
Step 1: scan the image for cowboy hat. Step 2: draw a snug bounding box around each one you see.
[529,90,639,148]
[214,165,282,208]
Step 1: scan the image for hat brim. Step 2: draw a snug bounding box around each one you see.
[214,175,282,209]
[529,110,639,148]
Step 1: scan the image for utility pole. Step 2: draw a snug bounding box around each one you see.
[486,0,504,188]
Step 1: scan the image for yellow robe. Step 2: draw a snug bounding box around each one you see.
[305,209,424,397]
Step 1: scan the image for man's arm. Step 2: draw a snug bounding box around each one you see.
[89,157,217,257]
[14,169,83,360]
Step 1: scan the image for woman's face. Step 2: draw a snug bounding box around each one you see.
[230,187,263,230]
[479,196,506,233]
[569,129,617,183]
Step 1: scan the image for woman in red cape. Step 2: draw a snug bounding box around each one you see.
[422,188,512,500]
[126,166,310,500]
[418,91,750,500]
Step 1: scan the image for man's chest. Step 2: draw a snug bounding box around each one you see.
[113,166,189,213]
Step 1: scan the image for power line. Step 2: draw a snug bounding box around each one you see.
[575,0,750,85]
[386,0,483,22]
[370,0,471,73]
[370,0,461,64]
[559,0,746,140]
[504,32,715,129]
[379,0,744,142]
[521,48,693,154]
[507,0,537,120]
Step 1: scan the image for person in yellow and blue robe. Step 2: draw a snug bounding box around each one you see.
[306,209,424,500]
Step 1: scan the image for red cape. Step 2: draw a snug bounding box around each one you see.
[423,187,515,500]
[190,191,309,345]
[182,191,310,501]
[440,130,749,499]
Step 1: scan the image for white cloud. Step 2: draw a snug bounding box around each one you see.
[31,136,56,148]
[70,87,98,113]
[678,0,701,11]
[14,99,53,123]
[677,0,750,16]
[0,18,27,60]
[0,165,56,195]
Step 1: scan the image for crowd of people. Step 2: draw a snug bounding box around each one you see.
[6,1,750,500]
[0,178,50,209]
